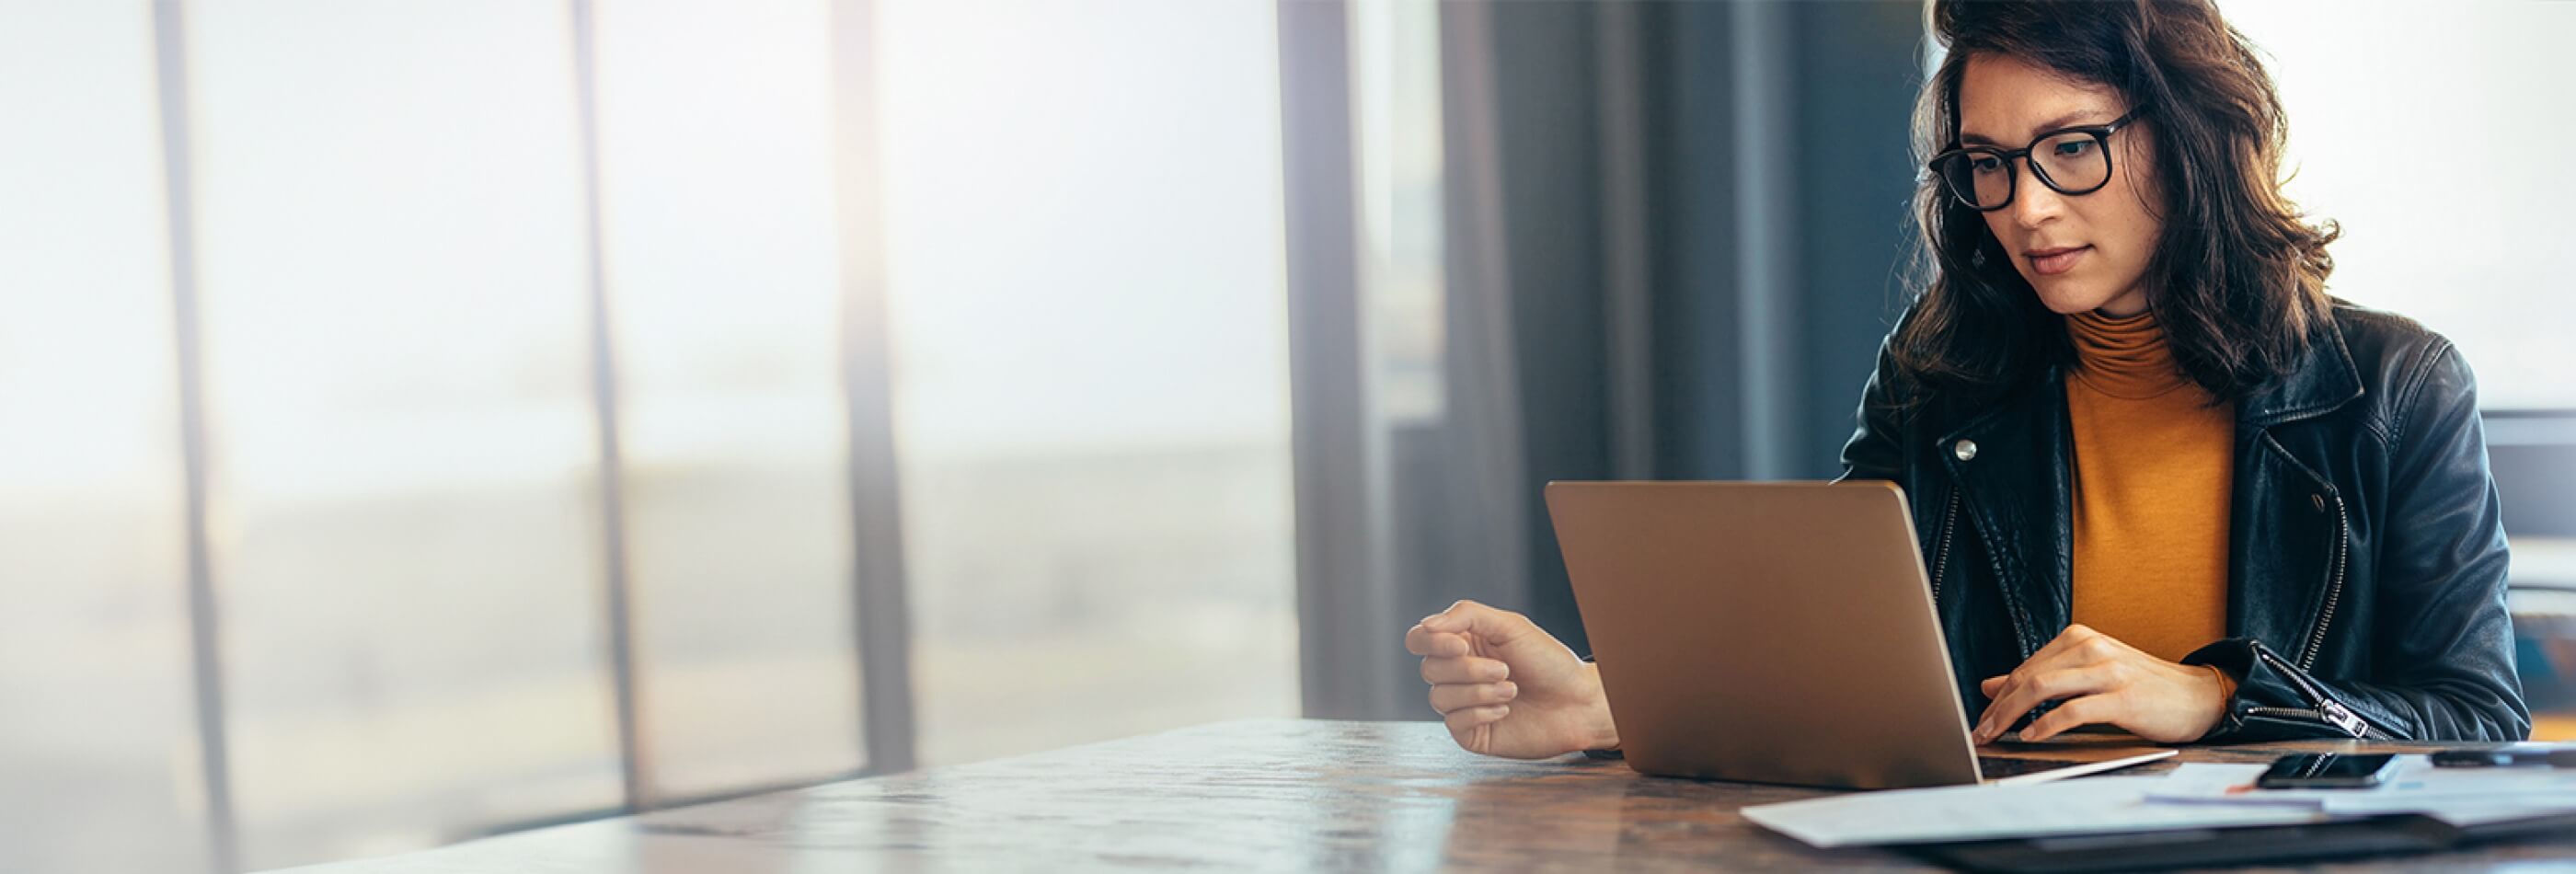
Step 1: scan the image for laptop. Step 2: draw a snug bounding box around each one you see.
[1543,480,2172,789]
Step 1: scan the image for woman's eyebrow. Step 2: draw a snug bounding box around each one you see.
[1960,109,2120,145]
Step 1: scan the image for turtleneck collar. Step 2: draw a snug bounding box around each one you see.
[2066,307,2191,399]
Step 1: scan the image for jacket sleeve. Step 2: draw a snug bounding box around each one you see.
[2186,343,2531,742]
[1834,328,1912,485]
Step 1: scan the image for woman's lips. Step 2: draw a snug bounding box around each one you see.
[2027,246,2090,276]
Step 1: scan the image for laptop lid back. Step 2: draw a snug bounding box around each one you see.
[1544,480,1982,789]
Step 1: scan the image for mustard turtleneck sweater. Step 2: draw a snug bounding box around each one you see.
[2064,308,2235,664]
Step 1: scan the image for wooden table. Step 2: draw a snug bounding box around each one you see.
[273,719,2576,872]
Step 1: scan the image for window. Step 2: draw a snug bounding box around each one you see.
[0,1,1309,868]
[2221,0,2576,409]
[591,0,868,801]
[878,0,1300,765]
[0,3,207,871]
[187,2,623,867]
[1352,0,1451,427]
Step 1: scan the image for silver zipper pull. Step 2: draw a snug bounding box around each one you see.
[2320,701,2368,739]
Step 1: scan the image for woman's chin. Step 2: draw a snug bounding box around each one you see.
[2030,282,2116,316]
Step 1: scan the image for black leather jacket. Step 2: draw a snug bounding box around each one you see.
[1837,300,2529,742]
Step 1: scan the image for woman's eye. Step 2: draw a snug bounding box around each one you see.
[1970,155,2003,173]
[2053,140,2094,157]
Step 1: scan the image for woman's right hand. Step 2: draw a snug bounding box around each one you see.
[1404,600,1618,759]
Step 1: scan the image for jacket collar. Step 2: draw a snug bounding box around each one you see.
[1936,304,2366,434]
[2236,307,2363,428]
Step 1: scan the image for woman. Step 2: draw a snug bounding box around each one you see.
[1404,0,2528,758]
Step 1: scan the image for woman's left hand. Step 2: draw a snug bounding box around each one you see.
[1972,624,2232,744]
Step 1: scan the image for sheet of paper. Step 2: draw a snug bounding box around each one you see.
[2324,788,2576,816]
[2421,804,2576,826]
[2145,756,2576,812]
[2141,763,2300,804]
[1741,776,2329,848]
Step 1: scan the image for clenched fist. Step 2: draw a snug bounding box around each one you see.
[1404,600,1618,759]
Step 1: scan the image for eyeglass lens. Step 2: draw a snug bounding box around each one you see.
[1940,130,2112,210]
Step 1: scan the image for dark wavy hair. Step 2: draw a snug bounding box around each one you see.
[1891,0,2339,404]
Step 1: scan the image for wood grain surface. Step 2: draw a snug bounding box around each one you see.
[271,719,2576,872]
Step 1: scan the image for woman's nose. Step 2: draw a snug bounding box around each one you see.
[2007,164,2068,228]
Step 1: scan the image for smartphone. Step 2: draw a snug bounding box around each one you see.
[2256,753,2400,789]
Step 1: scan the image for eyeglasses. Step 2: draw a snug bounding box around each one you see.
[1927,108,2145,212]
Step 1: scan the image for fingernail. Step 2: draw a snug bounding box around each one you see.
[1497,682,1518,698]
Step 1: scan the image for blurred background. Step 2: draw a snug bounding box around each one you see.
[1,0,2569,871]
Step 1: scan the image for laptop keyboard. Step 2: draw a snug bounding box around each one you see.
[1977,756,2097,780]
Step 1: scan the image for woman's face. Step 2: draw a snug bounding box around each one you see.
[1956,52,2161,317]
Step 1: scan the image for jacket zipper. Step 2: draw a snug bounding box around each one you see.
[1929,488,1960,605]
[1941,440,2033,657]
[2244,705,2374,739]
[2298,490,2352,671]
[2249,640,2391,740]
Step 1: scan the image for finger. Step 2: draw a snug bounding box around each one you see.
[2020,624,2108,671]
[1404,626,1472,658]
[1978,666,2114,743]
[1974,675,2014,735]
[1978,665,2104,741]
[1977,663,2057,740]
[1420,655,1511,685]
[1428,681,1519,714]
[2018,694,2119,742]
[1978,628,2143,731]
[1973,627,2122,738]
[1444,704,1511,751]
[1419,600,1539,648]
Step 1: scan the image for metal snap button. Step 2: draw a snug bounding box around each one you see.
[1953,439,1978,462]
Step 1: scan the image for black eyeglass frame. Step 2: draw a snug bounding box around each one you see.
[1927,107,2146,212]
